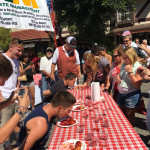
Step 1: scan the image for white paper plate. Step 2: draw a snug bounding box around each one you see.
[59,139,87,150]
[57,118,77,128]
[71,105,86,112]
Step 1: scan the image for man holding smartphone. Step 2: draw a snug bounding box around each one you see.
[0,38,24,150]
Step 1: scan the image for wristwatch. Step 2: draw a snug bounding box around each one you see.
[16,108,24,117]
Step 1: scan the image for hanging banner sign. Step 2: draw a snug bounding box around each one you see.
[0,0,54,31]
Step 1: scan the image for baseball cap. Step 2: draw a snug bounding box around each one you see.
[122,30,131,37]
[46,47,53,52]
[67,36,77,49]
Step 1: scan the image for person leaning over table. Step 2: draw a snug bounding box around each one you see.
[17,91,76,150]
[0,53,30,144]
[43,73,76,102]
[79,51,110,89]
[116,47,143,127]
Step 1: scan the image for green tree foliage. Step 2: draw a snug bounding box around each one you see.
[52,0,135,50]
[0,27,11,51]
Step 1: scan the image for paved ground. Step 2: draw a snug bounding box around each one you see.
[134,81,150,149]
[0,81,150,150]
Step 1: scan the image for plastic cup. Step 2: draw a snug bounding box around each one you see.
[92,127,100,132]
[82,112,88,119]
[99,140,107,147]
[102,119,109,128]
[98,115,103,120]
[99,132,108,140]
[77,125,84,133]
[84,131,94,141]
[89,137,99,147]
[93,117,99,123]
[78,123,85,127]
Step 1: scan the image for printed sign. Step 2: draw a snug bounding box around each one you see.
[0,0,54,31]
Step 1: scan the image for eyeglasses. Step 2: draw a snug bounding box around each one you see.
[47,50,53,53]
[113,55,119,58]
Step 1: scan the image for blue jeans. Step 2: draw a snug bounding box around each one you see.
[41,76,55,91]
[116,90,141,108]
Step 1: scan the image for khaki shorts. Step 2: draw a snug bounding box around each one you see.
[1,103,19,127]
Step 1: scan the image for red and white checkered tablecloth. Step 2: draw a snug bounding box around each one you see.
[48,87,148,150]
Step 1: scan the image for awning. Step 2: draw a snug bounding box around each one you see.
[110,23,150,35]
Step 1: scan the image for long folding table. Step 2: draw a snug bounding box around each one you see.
[48,87,148,150]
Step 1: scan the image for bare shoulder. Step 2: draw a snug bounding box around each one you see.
[108,54,112,59]
[26,116,48,131]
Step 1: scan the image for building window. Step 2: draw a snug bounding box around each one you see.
[117,8,131,22]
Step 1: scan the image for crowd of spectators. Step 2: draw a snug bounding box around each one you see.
[1,31,150,149]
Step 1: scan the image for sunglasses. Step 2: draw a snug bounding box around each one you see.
[12,39,24,45]
[113,55,119,58]
[123,40,130,43]
[47,50,53,53]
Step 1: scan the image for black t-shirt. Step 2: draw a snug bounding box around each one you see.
[50,79,67,95]
[44,79,68,102]
[21,62,33,81]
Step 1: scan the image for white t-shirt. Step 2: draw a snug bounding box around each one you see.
[123,41,138,49]
[0,53,20,98]
[141,45,150,62]
[40,56,57,73]
[52,46,80,65]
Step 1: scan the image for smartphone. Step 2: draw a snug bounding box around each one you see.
[137,68,143,74]
[18,89,25,97]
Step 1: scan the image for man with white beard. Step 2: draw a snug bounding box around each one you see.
[40,47,57,94]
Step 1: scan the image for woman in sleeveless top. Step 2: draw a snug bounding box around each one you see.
[19,52,35,109]
[99,46,112,67]
[105,46,124,100]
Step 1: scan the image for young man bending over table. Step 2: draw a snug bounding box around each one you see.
[43,73,76,102]
[17,91,76,150]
